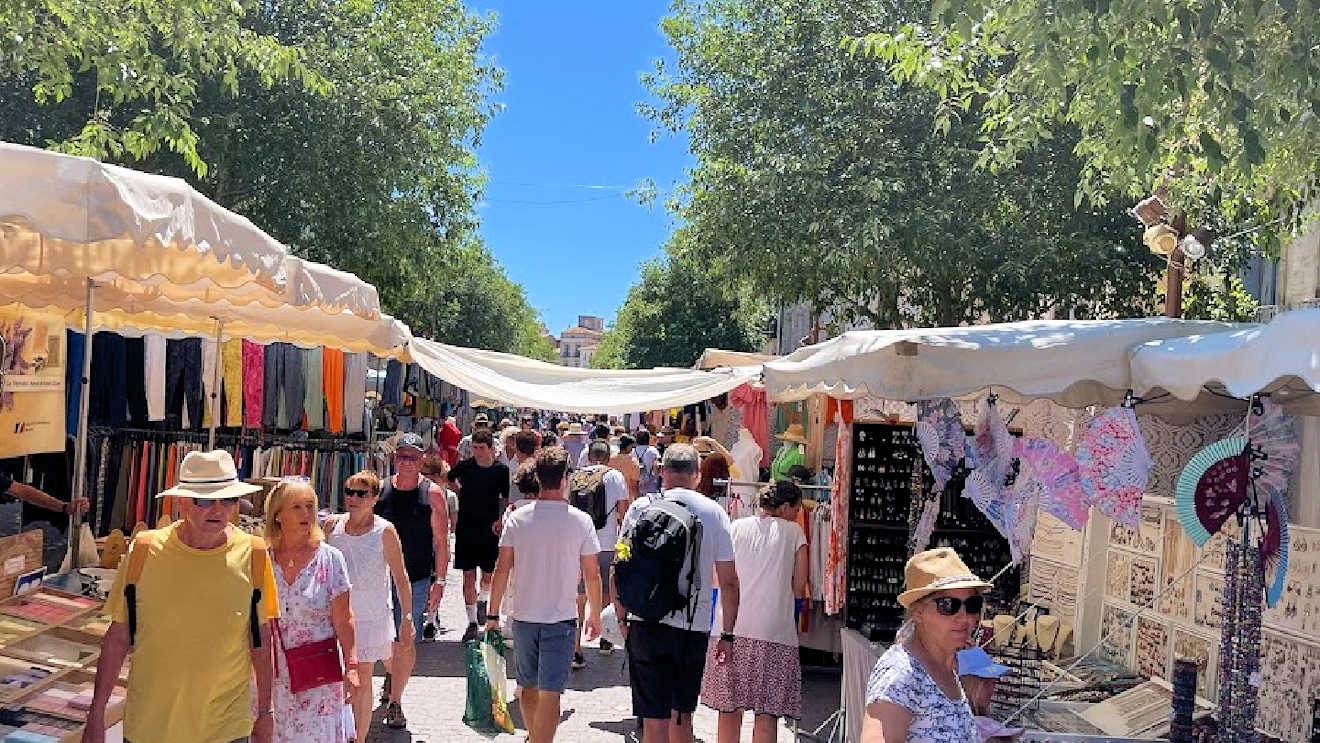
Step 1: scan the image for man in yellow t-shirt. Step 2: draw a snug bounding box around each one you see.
[82,451,279,743]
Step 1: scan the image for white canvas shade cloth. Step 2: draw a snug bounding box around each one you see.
[761,318,1243,410]
[1131,308,1320,413]
[409,338,761,415]
[693,348,778,370]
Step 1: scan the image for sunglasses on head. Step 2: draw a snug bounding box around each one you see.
[344,488,372,498]
[931,595,984,616]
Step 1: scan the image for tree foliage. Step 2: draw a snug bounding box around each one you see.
[591,240,767,369]
[645,0,1164,330]
[0,0,555,357]
[851,0,1320,253]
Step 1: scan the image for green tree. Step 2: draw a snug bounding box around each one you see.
[645,0,1164,331]
[592,241,768,369]
[0,0,324,175]
[852,0,1320,253]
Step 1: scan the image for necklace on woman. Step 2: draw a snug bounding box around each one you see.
[281,542,313,568]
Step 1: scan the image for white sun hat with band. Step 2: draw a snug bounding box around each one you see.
[897,547,993,608]
[157,450,263,500]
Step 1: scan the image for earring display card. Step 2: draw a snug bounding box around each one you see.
[1256,631,1320,742]
[1128,556,1157,609]
[1192,573,1225,630]
[1031,512,1084,567]
[1169,629,1214,699]
[1105,551,1131,603]
[1136,506,1162,555]
[1263,525,1320,636]
[1133,617,1167,680]
[1159,518,1195,622]
[1099,604,1134,666]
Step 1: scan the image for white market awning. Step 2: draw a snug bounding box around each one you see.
[1131,308,1320,411]
[693,348,778,370]
[762,318,1243,408]
[410,338,761,414]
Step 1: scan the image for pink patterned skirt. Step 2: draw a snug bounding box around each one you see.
[699,636,802,719]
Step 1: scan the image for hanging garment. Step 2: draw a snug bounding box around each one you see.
[303,347,324,430]
[201,338,218,427]
[165,338,203,430]
[89,333,128,426]
[65,329,85,437]
[824,414,850,616]
[243,341,265,430]
[729,384,771,466]
[322,348,345,434]
[124,336,148,425]
[221,339,244,427]
[144,334,167,422]
[262,342,283,429]
[342,353,368,434]
[382,360,404,407]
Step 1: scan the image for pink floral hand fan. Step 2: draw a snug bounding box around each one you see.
[1076,406,1153,529]
[1013,437,1089,530]
[914,398,966,494]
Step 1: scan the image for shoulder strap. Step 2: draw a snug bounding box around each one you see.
[248,536,268,648]
[124,531,156,646]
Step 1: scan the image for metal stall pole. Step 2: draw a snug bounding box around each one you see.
[208,318,223,449]
[65,279,95,570]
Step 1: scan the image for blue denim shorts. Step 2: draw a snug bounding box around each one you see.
[512,619,577,693]
[391,577,432,642]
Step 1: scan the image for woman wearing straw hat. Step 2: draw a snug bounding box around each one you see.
[861,548,990,743]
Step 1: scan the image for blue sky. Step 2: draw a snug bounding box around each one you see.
[474,0,691,335]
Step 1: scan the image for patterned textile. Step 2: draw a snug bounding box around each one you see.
[824,411,850,615]
[699,636,802,719]
[1231,398,1299,504]
[914,398,965,494]
[729,383,771,467]
[272,543,352,743]
[866,644,977,743]
[1076,406,1153,528]
[241,340,264,429]
[963,402,1038,564]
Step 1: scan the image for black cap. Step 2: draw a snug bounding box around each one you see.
[395,433,425,453]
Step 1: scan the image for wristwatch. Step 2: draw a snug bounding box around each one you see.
[719,632,736,643]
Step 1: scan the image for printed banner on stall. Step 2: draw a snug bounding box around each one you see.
[0,308,66,457]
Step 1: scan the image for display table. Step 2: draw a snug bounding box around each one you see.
[840,627,885,743]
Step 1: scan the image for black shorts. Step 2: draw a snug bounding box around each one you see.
[626,621,709,718]
[454,530,498,573]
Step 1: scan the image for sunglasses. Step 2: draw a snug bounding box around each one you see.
[192,497,237,509]
[932,595,984,616]
[344,488,373,498]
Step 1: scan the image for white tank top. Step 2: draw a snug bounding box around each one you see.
[327,515,394,621]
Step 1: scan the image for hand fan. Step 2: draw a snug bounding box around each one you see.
[1076,406,1153,529]
[914,398,966,494]
[1262,489,1290,608]
[1175,436,1250,547]
[1232,398,1300,503]
[963,401,1014,510]
[1014,437,1089,530]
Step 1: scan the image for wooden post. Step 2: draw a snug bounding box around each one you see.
[1165,213,1188,318]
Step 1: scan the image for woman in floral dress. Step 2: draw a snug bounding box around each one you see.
[266,479,359,742]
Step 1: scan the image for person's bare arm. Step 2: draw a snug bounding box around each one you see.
[250,621,274,743]
[484,546,515,628]
[80,622,129,743]
[580,553,603,641]
[7,481,83,515]
[382,525,415,643]
[860,700,912,743]
[693,437,742,479]
[714,559,739,632]
[428,484,451,580]
[329,591,359,702]
[792,543,809,598]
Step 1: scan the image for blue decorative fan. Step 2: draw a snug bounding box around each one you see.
[1175,436,1249,548]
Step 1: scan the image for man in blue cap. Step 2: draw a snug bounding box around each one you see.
[957,646,1025,742]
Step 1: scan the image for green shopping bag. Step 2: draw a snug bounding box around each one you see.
[463,630,515,734]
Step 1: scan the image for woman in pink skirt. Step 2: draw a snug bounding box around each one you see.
[701,480,809,742]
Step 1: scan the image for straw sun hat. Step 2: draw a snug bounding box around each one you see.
[157,450,262,500]
[777,423,808,444]
[897,547,993,608]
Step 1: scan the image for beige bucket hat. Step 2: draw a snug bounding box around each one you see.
[897,547,993,608]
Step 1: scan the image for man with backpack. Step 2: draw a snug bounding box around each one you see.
[570,440,629,668]
[83,450,280,743]
[613,443,740,743]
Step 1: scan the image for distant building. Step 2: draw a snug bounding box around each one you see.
[559,315,605,367]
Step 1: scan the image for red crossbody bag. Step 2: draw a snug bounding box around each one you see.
[272,618,343,694]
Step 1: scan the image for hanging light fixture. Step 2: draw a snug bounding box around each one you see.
[1144,224,1180,255]
[1131,193,1169,227]
[1179,226,1216,262]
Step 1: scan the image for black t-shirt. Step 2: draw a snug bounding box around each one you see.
[448,458,509,534]
[0,470,12,497]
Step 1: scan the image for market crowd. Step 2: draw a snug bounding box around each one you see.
[82,411,1000,743]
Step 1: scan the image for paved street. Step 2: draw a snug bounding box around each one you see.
[362,563,841,742]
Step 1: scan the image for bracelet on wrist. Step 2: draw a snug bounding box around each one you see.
[720,632,736,643]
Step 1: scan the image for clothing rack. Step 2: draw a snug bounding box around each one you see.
[712,478,833,491]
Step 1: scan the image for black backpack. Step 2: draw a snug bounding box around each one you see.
[614,495,703,624]
[569,467,612,530]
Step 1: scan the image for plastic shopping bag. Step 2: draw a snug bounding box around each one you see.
[463,630,514,734]
[481,631,516,734]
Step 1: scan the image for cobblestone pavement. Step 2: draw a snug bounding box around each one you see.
[362,563,842,742]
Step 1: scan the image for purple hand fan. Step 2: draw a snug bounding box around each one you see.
[914,398,965,494]
[1262,489,1290,608]
[1077,406,1153,529]
[1013,437,1089,530]
[963,401,1014,509]
[1232,398,1300,502]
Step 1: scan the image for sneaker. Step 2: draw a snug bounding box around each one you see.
[462,622,480,643]
[384,702,407,729]
[422,619,438,641]
[571,652,586,670]
[598,638,615,656]
[476,600,488,624]
[379,673,391,706]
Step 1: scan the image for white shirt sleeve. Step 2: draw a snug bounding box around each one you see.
[582,518,602,555]
[713,507,736,562]
[605,470,628,512]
